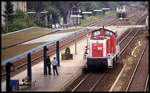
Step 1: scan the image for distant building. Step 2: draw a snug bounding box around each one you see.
[70,3,82,25]
[1,1,27,25]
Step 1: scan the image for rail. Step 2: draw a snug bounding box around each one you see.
[118,29,140,57]
[125,43,147,92]
[71,74,89,92]
[71,72,106,92]
[1,27,88,66]
[144,75,149,91]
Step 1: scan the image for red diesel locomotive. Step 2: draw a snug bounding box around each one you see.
[85,27,120,68]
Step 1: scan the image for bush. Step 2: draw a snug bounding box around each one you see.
[1,25,6,34]
[61,47,73,60]
[47,6,61,24]
[8,18,28,32]
[5,15,37,33]
[65,47,71,55]
[6,9,37,32]
[26,17,37,27]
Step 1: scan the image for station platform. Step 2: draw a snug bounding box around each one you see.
[2,26,131,92]
[2,36,87,92]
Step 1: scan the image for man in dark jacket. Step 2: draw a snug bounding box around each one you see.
[47,56,51,75]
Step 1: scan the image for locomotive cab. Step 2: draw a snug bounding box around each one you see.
[85,28,120,68]
[116,5,127,20]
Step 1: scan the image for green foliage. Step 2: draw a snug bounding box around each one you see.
[26,17,37,27]
[47,6,61,24]
[15,9,25,18]
[3,1,14,23]
[3,1,14,33]
[8,18,28,32]
[8,18,37,32]
[2,1,140,34]
[1,25,5,34]
[27,1,136,25]
[80,1,134,12]
[2,9,37,34]
[80,10,115,26]
[10,9,37,32]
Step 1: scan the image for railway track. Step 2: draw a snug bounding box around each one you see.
[66,28,143,91]
[2,28,56,50]
[71,73,106,92]
[112,8,145,25]
[118,28,140,56]
[1,30,88,81]
[64,23,145,92]
[125,42,149,92]
[1,9,122,80]
[1,15,119,81]
[64,11,148,91]
[89,7,141,27]
[1,7,147,84]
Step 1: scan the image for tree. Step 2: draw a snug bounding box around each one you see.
[8,9,37,32]
[3,1,14,33]
[47,6,60,24]
[63,2,72,24]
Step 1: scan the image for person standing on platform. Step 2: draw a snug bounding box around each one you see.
[47,56,51,75]
[115,31,118,37]
[84,46,88,59]
[51,57,59,76]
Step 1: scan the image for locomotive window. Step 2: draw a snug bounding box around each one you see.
[93,31,100,37]
[105,31,109,36]
[104,31,112,36]
[110,32,112,36]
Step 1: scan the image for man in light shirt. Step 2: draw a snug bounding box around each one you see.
[51,57,59,75]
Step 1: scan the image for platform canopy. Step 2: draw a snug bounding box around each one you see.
[1,27,88,66]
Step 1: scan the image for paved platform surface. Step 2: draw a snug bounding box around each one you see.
[2,35,87,92]
[2,26,129,92]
